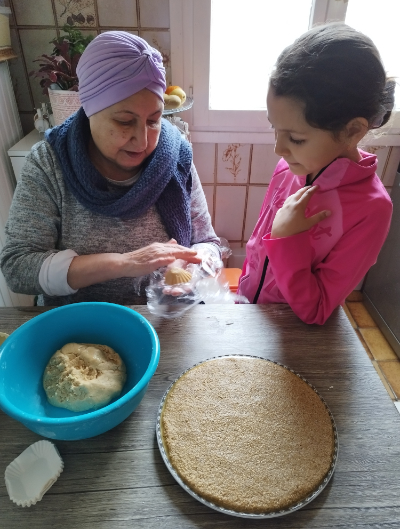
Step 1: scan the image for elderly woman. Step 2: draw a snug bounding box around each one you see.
[0,32,219,306]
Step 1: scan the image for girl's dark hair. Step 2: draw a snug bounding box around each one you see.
[269,23,395,132]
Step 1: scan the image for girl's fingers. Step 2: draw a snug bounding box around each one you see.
[291,187,310,199]
[306,209,331,228]
[298,185,319,203]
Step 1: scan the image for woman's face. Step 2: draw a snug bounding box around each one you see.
[89,88,163,178]
[267,87,354,179]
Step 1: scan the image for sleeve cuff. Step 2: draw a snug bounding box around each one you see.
[39,249,79,296]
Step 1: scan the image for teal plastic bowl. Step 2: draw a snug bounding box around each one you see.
[0,303,160,440]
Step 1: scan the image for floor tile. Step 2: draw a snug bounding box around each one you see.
[342,303,357,329]
[372,361,396,400]
[377,361,400,399]
[346,302,377,328]
[341,293,399,403]
[355,330,373,360]
[359,328,398,361]
[346,291,363,302]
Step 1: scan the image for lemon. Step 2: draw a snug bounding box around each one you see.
[169,87,186,104]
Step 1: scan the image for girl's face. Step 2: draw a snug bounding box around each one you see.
[89,88,163,179]
[267,87,357,179]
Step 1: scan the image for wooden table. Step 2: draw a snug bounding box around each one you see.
[1,304,400,528]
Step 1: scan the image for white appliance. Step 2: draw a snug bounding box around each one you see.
[8,129,41,181]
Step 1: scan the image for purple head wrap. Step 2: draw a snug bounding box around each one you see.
[76,31,166,117]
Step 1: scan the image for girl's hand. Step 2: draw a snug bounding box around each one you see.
[271,186,331,239]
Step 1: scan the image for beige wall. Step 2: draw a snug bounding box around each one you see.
[7,0,171,134]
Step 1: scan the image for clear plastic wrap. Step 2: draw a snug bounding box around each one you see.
[145,247,248,319]
[218,236,233,264]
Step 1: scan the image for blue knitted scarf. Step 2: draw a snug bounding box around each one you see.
[45,108,192,246]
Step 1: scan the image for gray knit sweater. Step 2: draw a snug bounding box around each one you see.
[0,140,219,306]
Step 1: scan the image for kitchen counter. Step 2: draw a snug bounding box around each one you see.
[1,303,400,528]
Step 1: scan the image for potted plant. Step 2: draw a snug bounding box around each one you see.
[30,25,94,126]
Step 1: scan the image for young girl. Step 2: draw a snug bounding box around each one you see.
[238,23,395,325]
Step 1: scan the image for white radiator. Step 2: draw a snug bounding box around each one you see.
[0,61,34,307]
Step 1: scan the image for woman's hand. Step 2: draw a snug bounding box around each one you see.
[271,186,331,239]
[67,239,201,290]
[121,239,201,277]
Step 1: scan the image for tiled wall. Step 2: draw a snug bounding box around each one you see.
[192,142,400,266]
[6,1,400,268]
[7,0,171,134]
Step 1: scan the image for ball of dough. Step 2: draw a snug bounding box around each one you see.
[43,343,127,412]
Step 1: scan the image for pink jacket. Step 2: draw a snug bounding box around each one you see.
[238,151,392,324]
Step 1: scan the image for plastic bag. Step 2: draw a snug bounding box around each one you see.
[218,236,233,264]
[145,249,248,319]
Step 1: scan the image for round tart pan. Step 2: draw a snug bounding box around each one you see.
[156,355,339,519]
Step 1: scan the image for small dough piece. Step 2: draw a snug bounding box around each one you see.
[165,267,192,285]
[43,343,127,412]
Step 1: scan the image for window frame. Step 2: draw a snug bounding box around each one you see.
[169,0,400,144]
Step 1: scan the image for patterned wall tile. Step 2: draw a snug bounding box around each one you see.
[192,143,215,184]
[140,30,171,86]
[250,144,280,184]
[67,27,98,38]
[8,29,33,112]
[100,29,139,35]
[97,0,137,27]
[244,185,267,241]
[202,185,214,220]
[19,28,58,108]
[139,0,169,28]
[215,186,246,240]
[217,143,250,184]
[54,0,96,27]
[12,0,55,26]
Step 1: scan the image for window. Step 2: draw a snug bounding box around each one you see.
[170,0,400,139]
[344,0,400,111]
[209,0,312,111]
